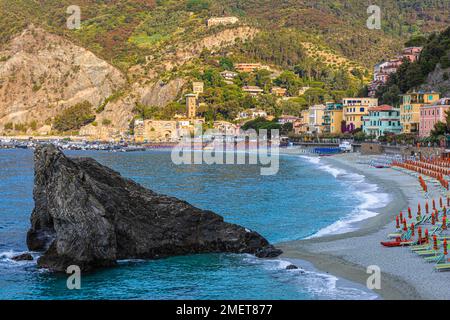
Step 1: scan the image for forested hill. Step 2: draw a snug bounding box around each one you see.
[377,26,450,105]
[0,0,449,135]
[0,0,448,73]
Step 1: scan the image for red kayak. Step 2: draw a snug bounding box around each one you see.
[381,238,428,247]
[381,237,413,247]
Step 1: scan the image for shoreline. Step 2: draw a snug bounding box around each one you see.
[277,150,450,300]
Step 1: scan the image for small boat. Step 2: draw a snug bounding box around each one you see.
[339,141,352,153]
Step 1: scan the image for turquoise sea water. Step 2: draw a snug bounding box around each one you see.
[0,149,386,300]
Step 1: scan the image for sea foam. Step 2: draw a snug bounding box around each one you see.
[300,155,390,238]
[242,254,378,300]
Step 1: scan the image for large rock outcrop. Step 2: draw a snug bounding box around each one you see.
[27,145,281,272]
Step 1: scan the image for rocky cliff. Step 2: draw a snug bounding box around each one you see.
[421,63,450,97]
[27,145,281,272]
[0,25,126,133]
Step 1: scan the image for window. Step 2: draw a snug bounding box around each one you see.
[360,108,365,112]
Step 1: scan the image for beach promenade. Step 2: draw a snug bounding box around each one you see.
[279,151,450,300]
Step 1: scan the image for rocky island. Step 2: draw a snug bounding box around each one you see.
[26,145,281,272]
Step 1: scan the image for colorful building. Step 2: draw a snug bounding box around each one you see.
[323,103,343,134]
[362,105,402,138]
[293,110,310,135]
[343,98,378,132]
[419,98,450,138]
[308,104,326,134]
[400,91,440,134]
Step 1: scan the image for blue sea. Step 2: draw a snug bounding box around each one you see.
[0,149,388,300]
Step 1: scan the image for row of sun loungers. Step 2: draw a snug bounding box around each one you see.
[382,198,450,271]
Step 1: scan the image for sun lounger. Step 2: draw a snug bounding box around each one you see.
[424,254,445,263]
[435,263,450,271]
[416,249,440,256]
[411,244,431,251]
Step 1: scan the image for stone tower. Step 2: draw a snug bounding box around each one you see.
[186,94,197,119]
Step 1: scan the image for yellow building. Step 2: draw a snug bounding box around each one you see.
[343,98,378,132]
[134,120,178,143]
[400,91,440,134]
[308,104,326,134]
[323,103,344,134]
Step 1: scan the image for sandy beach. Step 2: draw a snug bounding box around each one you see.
[278,150,450,300]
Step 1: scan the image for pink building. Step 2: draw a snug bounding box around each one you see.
[419,98,450,138]
[402,47,423,62]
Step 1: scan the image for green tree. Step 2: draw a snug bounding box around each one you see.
[255,69,272,92]
[274,71,301,96]
[133,103,159,120]
[53,101,96,132]
[202,68,224,87]
[219,57,234,70]
[186,0,210,12]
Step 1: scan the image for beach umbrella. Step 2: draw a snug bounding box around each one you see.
[426,201,429,214]
[400,211,403,222]
[440,197,443,208]
[403,219,408,232]
[418,203,421,215]
[425,229,429,242]
[443,216,447,231]
[432,212,436,225]
[444,239,448,256]
[396,216,400,229]
[433,199,436,210]
[433,235,438,251]
[435,209,439,222]
[411,223,415,236]
[408,207,412,219]
[418,227,422,242]
[447,197,450,207]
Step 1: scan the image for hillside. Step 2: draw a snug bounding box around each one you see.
[0,25,126,134]
[0,0,448,136]
[377,26,450,105]
[1,0,448,72]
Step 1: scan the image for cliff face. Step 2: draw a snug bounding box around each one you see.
[80,78,187,137]
[27,145,281,272]
[0,24,254,137]
[421,64,450,97]
[0,25,126,132]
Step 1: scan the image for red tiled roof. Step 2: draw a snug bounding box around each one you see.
[369,105,394,111]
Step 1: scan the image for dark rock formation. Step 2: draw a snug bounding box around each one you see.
[27,145,281,272]
[12,253,34,261]
[286,264,298,270]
